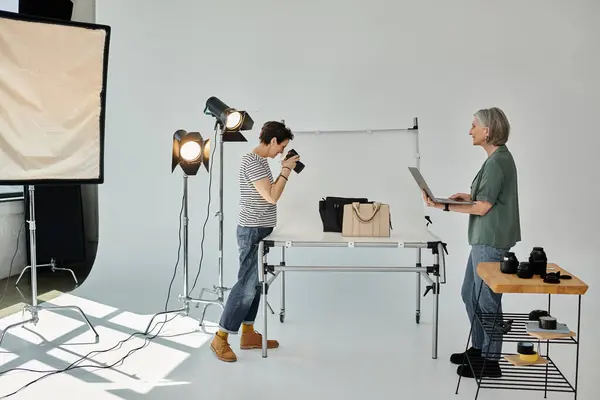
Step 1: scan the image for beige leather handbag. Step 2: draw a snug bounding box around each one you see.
[342,202,391,237]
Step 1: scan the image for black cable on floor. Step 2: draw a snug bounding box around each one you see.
[0,183,193,398]
[0,312,180,399]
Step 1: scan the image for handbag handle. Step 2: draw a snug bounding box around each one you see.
[352,202,381,222]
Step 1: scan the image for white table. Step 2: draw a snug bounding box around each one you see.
[257,224,448,359]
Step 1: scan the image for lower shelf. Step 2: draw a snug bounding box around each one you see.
[475,312,578,345]
[468,353,575,393]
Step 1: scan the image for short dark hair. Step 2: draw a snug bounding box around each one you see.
[259,121,294,144]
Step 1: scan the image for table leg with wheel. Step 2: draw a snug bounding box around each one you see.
[280,246,286,323]
[416,247,422,324]
[259,240,269,358]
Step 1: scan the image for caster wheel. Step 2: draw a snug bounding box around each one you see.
[416,314,420,324]
[279,314,285,323]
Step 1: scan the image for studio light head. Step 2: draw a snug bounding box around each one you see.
[172,129,210,175]
[204,96,254,141]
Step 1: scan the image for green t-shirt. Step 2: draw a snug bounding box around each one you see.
[468,145,521,249]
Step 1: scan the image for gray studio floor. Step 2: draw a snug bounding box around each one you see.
[0,268,592,400]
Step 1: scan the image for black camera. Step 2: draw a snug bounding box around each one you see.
[284,149,305,174]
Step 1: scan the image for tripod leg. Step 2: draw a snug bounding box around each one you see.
[199,304,209,326]
[0,316,36,346]
[198,302,225,328]
[53,267,79,285]
[14,266,31,286]
[42,305,100,339]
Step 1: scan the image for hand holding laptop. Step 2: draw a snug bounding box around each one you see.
[449,193,472,202]
[423,190,473,209]
[409,167,473,205]
[422,190,438,208]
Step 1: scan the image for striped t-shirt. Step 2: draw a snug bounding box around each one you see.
[238,152,277,227]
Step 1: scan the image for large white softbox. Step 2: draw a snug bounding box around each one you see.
[0,10,110,185]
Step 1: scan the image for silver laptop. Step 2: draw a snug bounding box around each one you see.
[408,167,473,205]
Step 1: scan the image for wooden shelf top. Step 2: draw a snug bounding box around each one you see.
[477,262,589,295]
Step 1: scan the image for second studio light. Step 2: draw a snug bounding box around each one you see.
[172,129,210,175]
[192,96,255,325]
[144,127,211,334]
[203,96,254,141]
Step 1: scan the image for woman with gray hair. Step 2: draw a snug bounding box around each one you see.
[423,107,521,378]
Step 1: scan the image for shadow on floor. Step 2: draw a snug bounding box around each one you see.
[0,243,95,318]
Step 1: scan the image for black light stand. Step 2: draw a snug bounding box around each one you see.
[143,130,213,334]
[194,97,254,327]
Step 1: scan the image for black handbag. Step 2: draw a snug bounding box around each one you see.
[319,196,369,232]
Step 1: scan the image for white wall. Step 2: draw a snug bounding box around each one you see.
[0,0,96,280]
[73,0,598,391]
[82,0,600,312]
[0,0,16,12]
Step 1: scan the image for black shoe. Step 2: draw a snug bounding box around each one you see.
[450,346,481,365]
[457,359,502,378]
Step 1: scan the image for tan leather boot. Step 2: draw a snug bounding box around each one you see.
[240,330,279,350]
[210,334,237,362]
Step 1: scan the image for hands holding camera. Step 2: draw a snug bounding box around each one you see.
[281,154,300,173]
[281,149,305,176]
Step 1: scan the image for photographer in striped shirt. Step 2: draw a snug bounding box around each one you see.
[211,121,299,362]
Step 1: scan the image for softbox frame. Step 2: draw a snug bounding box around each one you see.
[0,10,110,185]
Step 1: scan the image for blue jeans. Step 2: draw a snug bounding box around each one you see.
[461,244,508,360]
[219,225,273,334]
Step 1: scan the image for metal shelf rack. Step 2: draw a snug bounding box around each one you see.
[455,262,587,400]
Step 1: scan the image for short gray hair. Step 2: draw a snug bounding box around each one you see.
[474,107,510,146]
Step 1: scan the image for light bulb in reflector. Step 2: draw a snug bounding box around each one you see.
[180,141,201,161]
[226,111,242,130]
[203,97,253,135]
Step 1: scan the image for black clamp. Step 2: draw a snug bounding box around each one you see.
[423,283,440,297]
[425,242,447,279]
[259,263,274,295]
[262,240,274,255]
[425,215,433,226]
[426,264,439,275]
[264,264,275,275]
[428,241,448,256]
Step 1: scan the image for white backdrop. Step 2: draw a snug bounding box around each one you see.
[71,1,599,381]
[269,128,432,252]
